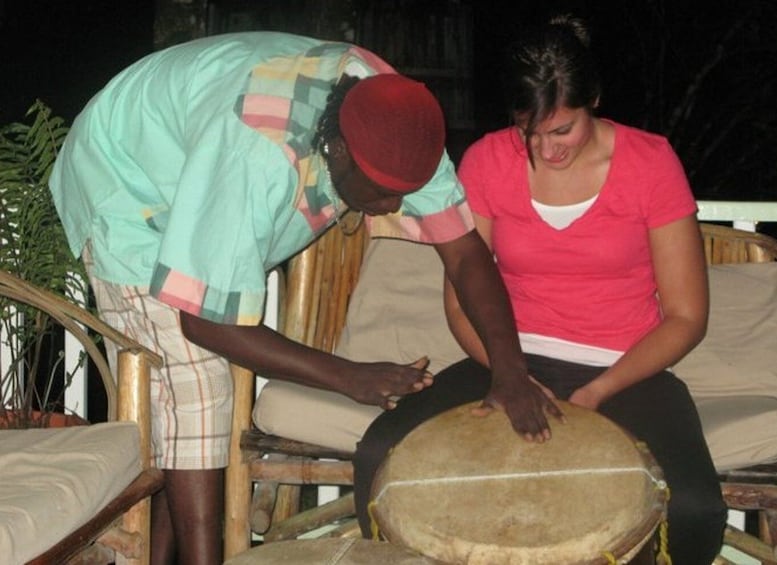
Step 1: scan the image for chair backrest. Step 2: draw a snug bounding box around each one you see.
[281,220,369,352]
[701,223,777,265]
[277,223,777,355]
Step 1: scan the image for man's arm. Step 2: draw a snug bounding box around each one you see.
[434,229,562,440]
[179,311,431,410]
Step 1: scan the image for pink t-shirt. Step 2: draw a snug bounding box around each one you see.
[459,121,697,351]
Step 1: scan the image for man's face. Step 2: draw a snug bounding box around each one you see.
[326,137,414,216]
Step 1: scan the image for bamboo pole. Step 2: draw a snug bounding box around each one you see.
[223,363,255,560]
[116,349,153,565]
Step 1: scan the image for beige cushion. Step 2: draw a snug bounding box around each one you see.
[695,396,777,471]
[253,238,464,452]
[256,239,777,470]
[334,238,465,375]
[673,262,777,398]
[254,382,381,453]
[0,422,141,564]
[672,262,777,469]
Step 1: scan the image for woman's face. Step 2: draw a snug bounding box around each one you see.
[326,138,410,216]
[515,106,595,170]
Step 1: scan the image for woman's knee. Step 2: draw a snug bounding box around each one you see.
[665,485,727,563]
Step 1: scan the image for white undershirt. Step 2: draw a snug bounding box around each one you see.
[519,332,622,367]
[531,193,599,229]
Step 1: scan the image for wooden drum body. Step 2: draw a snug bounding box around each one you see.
[369,402,667,564]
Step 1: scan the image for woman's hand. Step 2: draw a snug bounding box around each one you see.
[568,384,604,410]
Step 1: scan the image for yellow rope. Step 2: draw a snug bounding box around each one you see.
[656,519,672,565]
[601,550,617,564]
[367,500,381,541]
[656,486,672,565]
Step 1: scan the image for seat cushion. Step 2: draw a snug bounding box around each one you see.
[695,396,777,471]
[673,262,777,470]
[254,381,380,453]
[0,422,141,564]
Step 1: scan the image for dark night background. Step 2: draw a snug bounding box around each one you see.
[1,0,776,202]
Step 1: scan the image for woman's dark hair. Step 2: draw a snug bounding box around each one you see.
[313,74,361,154]
[502,14,601,154]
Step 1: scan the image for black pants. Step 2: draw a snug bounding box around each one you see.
[353,356,727,565]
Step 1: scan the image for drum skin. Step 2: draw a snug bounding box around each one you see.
[369,401,667,565]
[223,538,443,564]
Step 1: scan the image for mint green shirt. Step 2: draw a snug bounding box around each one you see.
[50,32,472,325]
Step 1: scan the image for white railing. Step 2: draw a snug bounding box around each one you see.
[696,200,777,231]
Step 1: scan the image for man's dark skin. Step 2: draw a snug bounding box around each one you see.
[156,134,561,565]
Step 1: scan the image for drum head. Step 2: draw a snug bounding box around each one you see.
[369,401,667,565]
[224,538,442,564]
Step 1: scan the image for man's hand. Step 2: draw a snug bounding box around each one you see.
[180,313,432,406]
[473,373,565,442]
[344,356,433,409]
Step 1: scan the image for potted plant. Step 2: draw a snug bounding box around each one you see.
[0,100,91,428]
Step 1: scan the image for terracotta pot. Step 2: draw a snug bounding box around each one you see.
[0,409,89,429]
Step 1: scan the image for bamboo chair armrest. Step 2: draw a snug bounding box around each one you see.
[0,270,162,421]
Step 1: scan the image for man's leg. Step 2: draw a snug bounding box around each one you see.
[151,489,175,565]
[85,249,232,565]
[165,469,225,565]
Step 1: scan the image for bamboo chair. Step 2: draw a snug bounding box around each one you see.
[223,222,777,562]
[0,270,164,565]
[699,223,777,562]
[225,220,369,559]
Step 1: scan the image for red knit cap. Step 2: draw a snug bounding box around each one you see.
[339,74,446,192]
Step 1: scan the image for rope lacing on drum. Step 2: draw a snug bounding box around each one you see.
[656,486,672,565]
[367,501,381,541]
[371,465,665,497]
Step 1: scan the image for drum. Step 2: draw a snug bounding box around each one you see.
[223,538,443,564]
[369,401,668,565]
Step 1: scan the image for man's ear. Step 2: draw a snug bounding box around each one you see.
[327,136,348,159]
[325,136,353,178]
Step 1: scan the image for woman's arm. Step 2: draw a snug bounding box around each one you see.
[569,215,709,409]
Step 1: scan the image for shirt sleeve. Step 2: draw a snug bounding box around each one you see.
[150,118,295,326]
[638,135,698,228]
[456,137,494,219]
[367,150,475,243]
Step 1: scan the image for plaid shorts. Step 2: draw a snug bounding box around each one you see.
[84,246,233,470]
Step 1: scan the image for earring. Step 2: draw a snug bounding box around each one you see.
[323,143,330,156]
